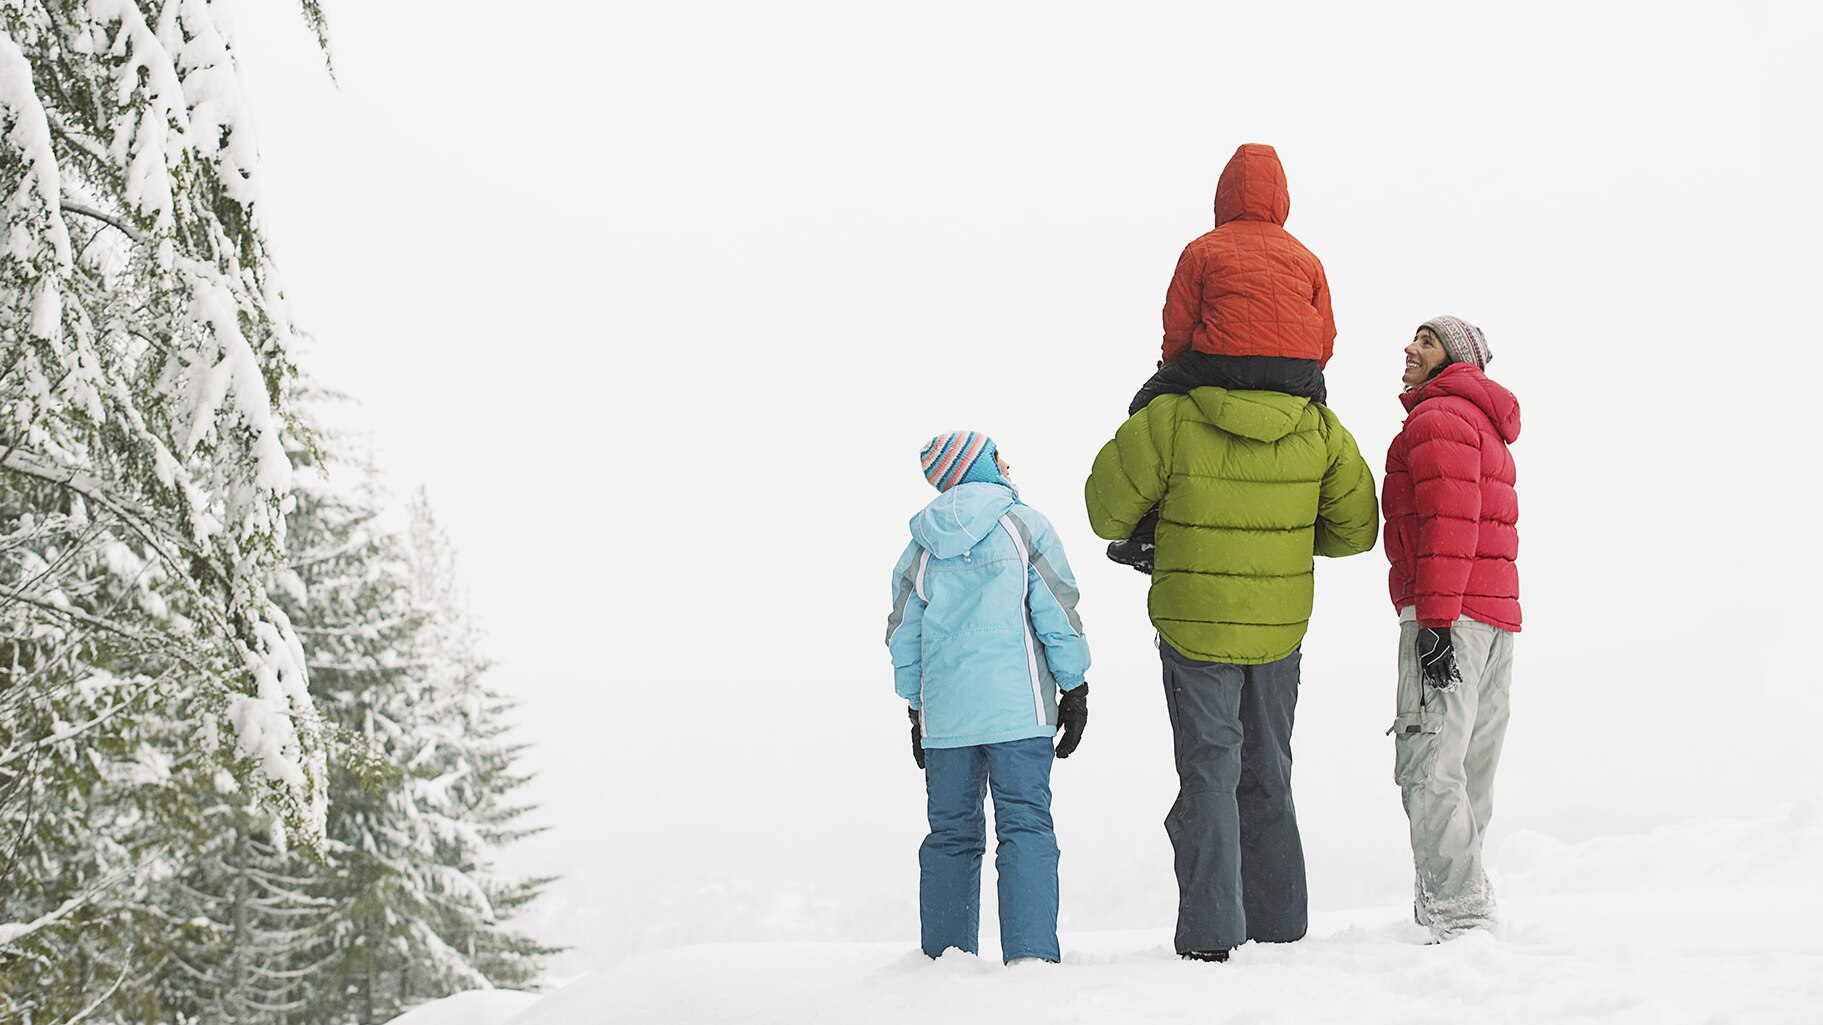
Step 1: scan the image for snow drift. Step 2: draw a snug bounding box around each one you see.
[390,799,1822,1025]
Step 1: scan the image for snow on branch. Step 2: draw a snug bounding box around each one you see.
[0,872,122,949]
[0,28,73,338]
[78,0,191,231]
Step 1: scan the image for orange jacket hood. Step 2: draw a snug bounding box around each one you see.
[1213,143,1291,228]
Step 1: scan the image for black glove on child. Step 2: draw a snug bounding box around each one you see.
[908,705,925,769]
[914,684,1090,766]
[1055,682,1089,758]
[1415,626,1462,691]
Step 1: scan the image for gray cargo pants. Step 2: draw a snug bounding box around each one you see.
[1390,609,1515,940]
[1159,639,1307,953]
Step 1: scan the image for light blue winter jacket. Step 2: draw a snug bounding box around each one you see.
[885,482,1091,749]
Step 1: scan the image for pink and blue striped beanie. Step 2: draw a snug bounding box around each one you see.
[920,431,1002,491]
[1420,315,1493,369]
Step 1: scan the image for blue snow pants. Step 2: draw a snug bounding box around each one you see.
[919,736,1060,963]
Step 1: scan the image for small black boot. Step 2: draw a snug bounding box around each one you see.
[1180,949,1230,963]
[1105,508,1160,575]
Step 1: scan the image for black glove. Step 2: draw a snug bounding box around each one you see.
[1055,682,1089,758]
[1415,627,1462,691]
[908,705,926,769]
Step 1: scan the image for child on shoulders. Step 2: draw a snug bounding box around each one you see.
[1108,143,1338,574]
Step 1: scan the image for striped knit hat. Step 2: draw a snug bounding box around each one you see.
[1420,315,1493,369]
[919,431,1001,491]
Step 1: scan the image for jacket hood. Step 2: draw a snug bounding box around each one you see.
[1214,143,1291,228]
[1402,363,1521,443]
[909,482,1018,559]
[1187,387,1310,442]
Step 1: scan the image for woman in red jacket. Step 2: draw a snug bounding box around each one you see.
[1381,316,1521,942]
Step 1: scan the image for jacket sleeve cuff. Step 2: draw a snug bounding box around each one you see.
[895,668,922,705]
[1056,675,1087,691]
[1414,596,1461,630]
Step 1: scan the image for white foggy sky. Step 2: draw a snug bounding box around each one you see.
[224,1,1816,973]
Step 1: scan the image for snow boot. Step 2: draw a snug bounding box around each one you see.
[1180,949,1230,963]
[1105,508,1160,575]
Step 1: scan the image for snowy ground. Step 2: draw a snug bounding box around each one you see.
[379,991,543,1025]
[392,800,1823,1025]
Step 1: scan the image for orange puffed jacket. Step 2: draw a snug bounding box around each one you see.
[1161,144,1336,368]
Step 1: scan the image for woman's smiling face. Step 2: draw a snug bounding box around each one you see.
[1403,327,1449,388]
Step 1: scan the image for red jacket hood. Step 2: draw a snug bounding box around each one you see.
[1214,143,1291,227]
[1401,363,1521,443]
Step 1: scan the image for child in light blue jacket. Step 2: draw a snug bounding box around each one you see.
[885,430,1091,964]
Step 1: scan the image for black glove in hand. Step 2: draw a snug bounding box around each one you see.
[1416,627,1462,691]
[1055,682,1089,758]
[908,705,926,769]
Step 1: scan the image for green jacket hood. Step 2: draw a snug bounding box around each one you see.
[1187,387,1311,442]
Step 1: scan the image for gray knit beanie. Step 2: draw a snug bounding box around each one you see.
[1420,316,1492,369]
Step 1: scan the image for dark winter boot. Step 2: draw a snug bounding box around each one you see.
[1105,508,1159,575]
[1180,948,1230,963]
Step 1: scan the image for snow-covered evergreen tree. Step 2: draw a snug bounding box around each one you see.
[399,492,560,996]
[0,0,330,839]
[277,407,465,1025]
[263,403,554,1025]
[144,395,556,1025]
[155,825,334,1024]
[1,6,554,1019]
[0,2,330,1018]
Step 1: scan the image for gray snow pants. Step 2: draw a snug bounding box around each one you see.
[1159,640,1307,953]
[1391,609,1515,940]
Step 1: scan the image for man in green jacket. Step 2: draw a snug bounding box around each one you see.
[1086,386,1377,961]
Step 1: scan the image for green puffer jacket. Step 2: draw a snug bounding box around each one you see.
[1086,388,1379,664]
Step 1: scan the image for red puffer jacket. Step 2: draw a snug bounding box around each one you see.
[1382,363,1522,631]
[1161,144,1336,367]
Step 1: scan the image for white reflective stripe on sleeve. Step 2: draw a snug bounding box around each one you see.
[1000,515,1046,726]
[914,550,931,602]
